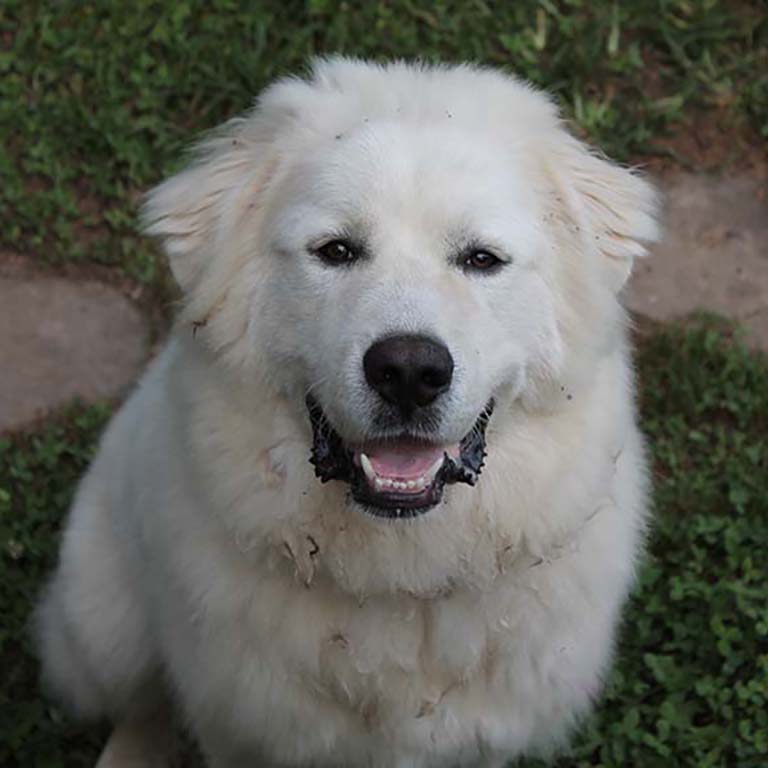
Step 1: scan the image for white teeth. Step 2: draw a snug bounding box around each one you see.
[373,475,392,491]
[360,453,375,482]
[361,453,446,494]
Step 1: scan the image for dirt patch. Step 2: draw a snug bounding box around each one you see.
[638,107,768,177]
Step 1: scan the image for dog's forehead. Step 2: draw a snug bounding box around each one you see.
[288,120,541,232]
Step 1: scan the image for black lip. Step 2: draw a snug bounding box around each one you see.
[306,396,494,519]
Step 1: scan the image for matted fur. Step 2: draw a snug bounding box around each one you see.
[35,58,659,767]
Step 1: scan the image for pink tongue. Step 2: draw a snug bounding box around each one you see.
[362,443,454,480]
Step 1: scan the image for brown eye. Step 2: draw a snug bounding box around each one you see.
[462,249,502,273]
[314,239,359,266]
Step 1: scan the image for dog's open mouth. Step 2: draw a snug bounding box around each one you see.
[306,396,493,518]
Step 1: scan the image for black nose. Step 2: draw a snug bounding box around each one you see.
[363,334,454,413]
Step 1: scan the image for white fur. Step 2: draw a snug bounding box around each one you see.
[35,58,659,767]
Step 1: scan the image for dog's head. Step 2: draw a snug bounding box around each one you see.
[143,58,658,526]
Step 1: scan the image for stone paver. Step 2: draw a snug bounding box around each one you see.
[0,277,148,431]
[626,172,768,348]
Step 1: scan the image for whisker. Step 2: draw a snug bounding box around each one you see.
[304,375,330,399]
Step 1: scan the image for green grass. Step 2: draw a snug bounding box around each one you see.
[0,405,109,768]
[1,1,766,287]
[2,318,766,767]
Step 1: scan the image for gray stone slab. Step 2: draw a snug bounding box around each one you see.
[626,173,768,348]
[0,277,148,431]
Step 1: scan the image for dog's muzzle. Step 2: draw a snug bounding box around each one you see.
[306,396,493,519]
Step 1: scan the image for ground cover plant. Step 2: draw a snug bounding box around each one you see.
[1,1,766,766]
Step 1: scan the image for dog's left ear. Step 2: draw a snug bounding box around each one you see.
[552,136,660,292]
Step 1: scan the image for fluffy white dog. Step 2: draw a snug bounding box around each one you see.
[35,58,659,767]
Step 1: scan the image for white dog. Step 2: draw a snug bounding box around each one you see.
[35,58,659,767]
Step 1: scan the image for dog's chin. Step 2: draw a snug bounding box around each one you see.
[306,396,494,519]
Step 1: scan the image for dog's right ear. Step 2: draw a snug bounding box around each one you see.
[141,117,276,293]
[548,135,660,293]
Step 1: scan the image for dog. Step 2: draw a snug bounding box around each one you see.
[35,58,659,767]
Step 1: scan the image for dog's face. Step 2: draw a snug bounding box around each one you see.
[144,59,658,526]
[259,123,561,516]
